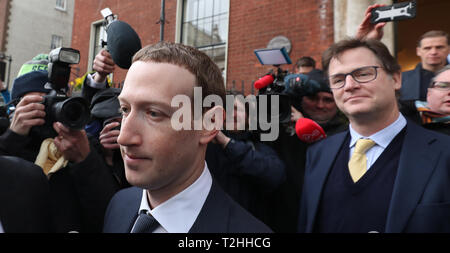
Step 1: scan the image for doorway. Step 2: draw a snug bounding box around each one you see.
[396,0,450,71]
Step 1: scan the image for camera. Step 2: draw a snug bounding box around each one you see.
[41,47,90,131]
[254,48,326,124]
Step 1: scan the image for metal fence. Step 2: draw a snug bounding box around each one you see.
[226,80,257,95]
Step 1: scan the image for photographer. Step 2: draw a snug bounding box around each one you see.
[288,69,348,136]
[0,52,121,232]
[206,91,286,228]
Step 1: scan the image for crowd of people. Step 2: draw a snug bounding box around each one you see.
[0,4,448,233]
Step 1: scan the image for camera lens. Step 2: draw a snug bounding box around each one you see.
[64,102,83,121]
[54,97,90,130]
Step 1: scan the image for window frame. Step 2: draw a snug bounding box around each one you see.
[50,34,63,49]
[55,0,67,11]
[179,0,230,82]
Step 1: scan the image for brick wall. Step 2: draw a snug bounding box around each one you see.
[71,0,334,93]
[227,0,334,94]
[0,0,10,52]
[71,0,177,85]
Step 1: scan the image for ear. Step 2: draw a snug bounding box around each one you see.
[416,46,421,57]
[199,106,225,145]
[392,71,402,91]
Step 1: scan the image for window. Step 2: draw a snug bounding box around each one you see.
[51,35,63,49]
[88,21,112,82]
[181,0,229,76]
[93,23,107,63]
[55,0,67,11]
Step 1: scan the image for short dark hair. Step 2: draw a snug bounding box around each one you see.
[295,56,316,69]
[132,41,226,113]
[417,30,450,47]
[322,38,401,77]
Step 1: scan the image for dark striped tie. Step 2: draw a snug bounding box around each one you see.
[130,211,159,233]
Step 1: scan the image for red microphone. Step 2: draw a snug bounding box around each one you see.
[254,74,274,90]
[295,118,326,143]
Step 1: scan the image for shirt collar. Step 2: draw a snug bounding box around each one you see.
[138,162,212,233]
[349,113,407,149]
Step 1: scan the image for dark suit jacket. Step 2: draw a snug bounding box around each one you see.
[401,64,423,101]
[299,121,450,233]
[0,156,51,233]
[103,180,272,233]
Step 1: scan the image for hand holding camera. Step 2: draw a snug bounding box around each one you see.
[357,1,417,41]
[356,4,387,41]
[52,122,90,163]
[9,94,46,136]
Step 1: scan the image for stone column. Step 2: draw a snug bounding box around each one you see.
[334,0,395,54]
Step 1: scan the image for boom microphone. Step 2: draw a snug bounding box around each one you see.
[106,20,142,69]
[295,117,326,143]
[254,74,274,90]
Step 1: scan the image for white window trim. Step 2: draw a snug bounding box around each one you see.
[55,0,67,11]
[176,0,230,85]
[51,35,63,49]
[88,20,104,73]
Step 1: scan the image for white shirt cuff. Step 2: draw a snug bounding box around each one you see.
[86,73,108,89]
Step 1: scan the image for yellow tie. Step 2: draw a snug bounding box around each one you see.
[348,139,376,182]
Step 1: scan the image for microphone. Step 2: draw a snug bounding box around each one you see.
[295,117,326,143]
[254,74,274,90]
[106,20,142,69]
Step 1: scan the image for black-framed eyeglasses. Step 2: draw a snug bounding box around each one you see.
[329,66,382,89]
[430,81,450,90]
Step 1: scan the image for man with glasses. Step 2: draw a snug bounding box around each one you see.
[298,38,450,233]
[401,65,450,135]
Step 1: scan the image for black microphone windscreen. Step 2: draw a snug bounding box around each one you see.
[106,21,142,69]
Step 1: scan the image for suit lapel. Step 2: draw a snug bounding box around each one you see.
[305,132,347,232]
[116,187,141,232]
[189,181,229,233]
[385,123,440,232]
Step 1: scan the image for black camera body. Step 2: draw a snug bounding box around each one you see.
[42,90,90,130]
[256,67,328,127]
[256,67,293,125]
[40,47,90,133]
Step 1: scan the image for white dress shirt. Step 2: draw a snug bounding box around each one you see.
[349,113,407,171]
[134,162,212,233]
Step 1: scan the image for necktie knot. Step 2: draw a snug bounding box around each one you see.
[131,211,159,233]
[354,138,376,154]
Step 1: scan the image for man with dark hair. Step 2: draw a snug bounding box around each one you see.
[290,70,348,135]
[299,38,450,233]
[103,41,271,233]
[401,30,450,101]
[295,56,316,74]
